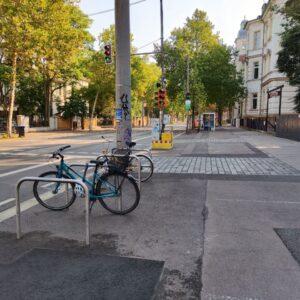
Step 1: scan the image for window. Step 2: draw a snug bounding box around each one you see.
[252,93,258,110]
[254,62,259,79]
[253,31,261,49]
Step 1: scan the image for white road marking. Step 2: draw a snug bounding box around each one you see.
[0,152,39,157]
[0,191,54,223]
[174,132,185,139]
[0,162,52,179]
[0,198,15,207]
[214,198,300,205]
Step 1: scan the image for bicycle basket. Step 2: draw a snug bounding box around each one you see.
[110,149,131,172]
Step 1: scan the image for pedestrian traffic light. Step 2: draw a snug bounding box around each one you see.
[104,44,112,64]
[186,92,191,100]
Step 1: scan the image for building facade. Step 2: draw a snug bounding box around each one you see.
[234,0,298,128]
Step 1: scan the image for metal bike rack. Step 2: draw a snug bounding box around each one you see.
[16,177,90,246]
[130,148,152,159]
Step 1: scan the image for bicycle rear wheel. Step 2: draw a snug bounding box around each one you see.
[128,154,154,182]
[33,171,76,211]
[96,171,140,215]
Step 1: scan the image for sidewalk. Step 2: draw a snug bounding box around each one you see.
[198,128,300,300]
[202,179,300,300]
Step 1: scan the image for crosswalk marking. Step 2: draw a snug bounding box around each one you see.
[0,191,54,223]
[0,198,15,207]
[0,162,52,179]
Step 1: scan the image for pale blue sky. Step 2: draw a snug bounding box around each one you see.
[79,0,266,51]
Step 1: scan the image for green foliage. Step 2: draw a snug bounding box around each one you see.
[0,0,93,134]
[131,55,161,118]
[0,57,11,111]
[57,89,88,119]
[197,45,246,113]
[16,75,45,117]
[82,25,161,120]
[155,9,220,118]
[155,9,244,123]
[277,0,300,112]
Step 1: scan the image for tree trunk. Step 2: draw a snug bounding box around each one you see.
[44,79,52,127]
[89,90,99,132]
[7,52,17,138]
[191,105,195,130]
[218,108,223,126]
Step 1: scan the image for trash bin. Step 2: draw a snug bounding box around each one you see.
[16,126,25,137]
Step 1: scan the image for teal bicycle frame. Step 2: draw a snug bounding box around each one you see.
[56,159,119,201]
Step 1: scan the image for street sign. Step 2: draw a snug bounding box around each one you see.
[115,109,122,121]
[163,114,170,125]
[151,118,160,141]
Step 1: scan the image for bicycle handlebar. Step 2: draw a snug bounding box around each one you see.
[58,145,71,152]
[51,145,71,159]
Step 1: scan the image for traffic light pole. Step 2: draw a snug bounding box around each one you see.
[186,57,190,134]
[159,0,165,137]
[115,0,132,149]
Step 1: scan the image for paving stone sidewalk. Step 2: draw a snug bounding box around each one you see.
[152,156,300,176]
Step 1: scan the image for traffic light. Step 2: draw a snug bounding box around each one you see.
[159,89,166,100]
[186,92,191,100]
[157,89,167,109]
[104,44,112,64]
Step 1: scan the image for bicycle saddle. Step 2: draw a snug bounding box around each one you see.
[126,142,136,148]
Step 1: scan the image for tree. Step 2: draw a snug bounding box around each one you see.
[57,89,88,130]
[277,0,300,112]
[0,0,45,136]
[81,25,161,128]
[0,0,93,136]
[155,9,219,124]
[80,26,116,125]
[16,75,45,121]
[0,54,11,118]
[131,55,161,122]
[197,45,246,124]
[34,0,93,125]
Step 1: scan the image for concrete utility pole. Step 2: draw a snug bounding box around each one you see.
[115,0,132,149]
[159,0,165,135]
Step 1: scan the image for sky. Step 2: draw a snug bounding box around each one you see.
[79,0,267,52]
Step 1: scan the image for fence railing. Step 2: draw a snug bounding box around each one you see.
[276,115,300,141]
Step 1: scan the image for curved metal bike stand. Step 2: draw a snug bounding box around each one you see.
[16,177,90,246]
[130,148,152,159]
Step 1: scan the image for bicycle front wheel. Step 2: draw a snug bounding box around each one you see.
[33,171,76,211]
[96,171,140,215]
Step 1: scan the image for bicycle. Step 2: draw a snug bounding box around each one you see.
[33,145,140,215]
[99,136,154,183]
